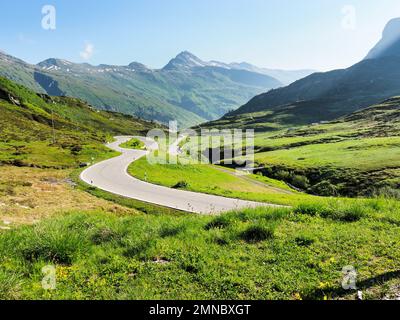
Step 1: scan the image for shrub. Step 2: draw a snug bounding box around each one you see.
[310,180,338,196]
[70,144,83,155]
[239,225,274,243]
[373,186,400,200]
[172,181,188,189]
[274,170,291,180]
[291,175,310,189]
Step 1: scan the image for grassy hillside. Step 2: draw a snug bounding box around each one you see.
[190,97,400,197]
[2,199,400,300]
[0,76,161,168]
[196,99,335,132]
[248,98,400,197]
[1,77,399,300]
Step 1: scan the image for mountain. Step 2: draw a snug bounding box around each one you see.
[163,51,210,70]
[0,51,282,128]
[365,18,400,60]
[208,18,400,131]
[180,57,315,85]
[0,51,45,93]
[228,62,315,86]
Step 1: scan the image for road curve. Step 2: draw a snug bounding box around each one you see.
[80,136,276,214]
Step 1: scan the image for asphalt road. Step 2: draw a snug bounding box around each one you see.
[80,136,276,214]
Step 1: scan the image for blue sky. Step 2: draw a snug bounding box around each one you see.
[1,0,400,71]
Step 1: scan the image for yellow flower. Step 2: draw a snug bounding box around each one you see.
[293,292,303,300]
[56,266,71,281]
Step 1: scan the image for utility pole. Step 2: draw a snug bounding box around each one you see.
[51,109,56,144]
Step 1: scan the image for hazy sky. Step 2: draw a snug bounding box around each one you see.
[1,0,400,71]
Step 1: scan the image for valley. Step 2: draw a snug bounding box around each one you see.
[0,50,314,127]
[1,9,400,302]
[201,19,400,132]
[81,136,272,213]
[1,75,400,300]
[186,97,400,198]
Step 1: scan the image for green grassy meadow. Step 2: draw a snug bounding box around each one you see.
[2,199,400,300]
[128,156,320,206]
[187,98,400,198]
[1,77,400,300]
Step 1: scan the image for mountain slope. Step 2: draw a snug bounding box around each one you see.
[0,51,282,127]
[228,62,315,86]
[365,18,400,60]
[0,76,161,168]
[209,18,400,131]
[0,51,45,93]
[247,97,400,196]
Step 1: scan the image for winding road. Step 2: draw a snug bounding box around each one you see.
[80,136,276,214]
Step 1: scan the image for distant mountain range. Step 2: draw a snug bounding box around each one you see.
[205,18,400,131]
[211,61,315,86]
[0,50,314,127]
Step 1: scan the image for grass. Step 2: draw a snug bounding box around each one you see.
[251,134,400,197]
[0,166,141,226]
[188,98,400,197]
[1,77,400,300]
[119,138,146,150]
[127,155,320,206]
[254,137,400,170]
[1,199,400,300]
[0,76,162,169]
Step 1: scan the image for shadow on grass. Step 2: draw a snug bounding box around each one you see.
[303,269,400,299]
